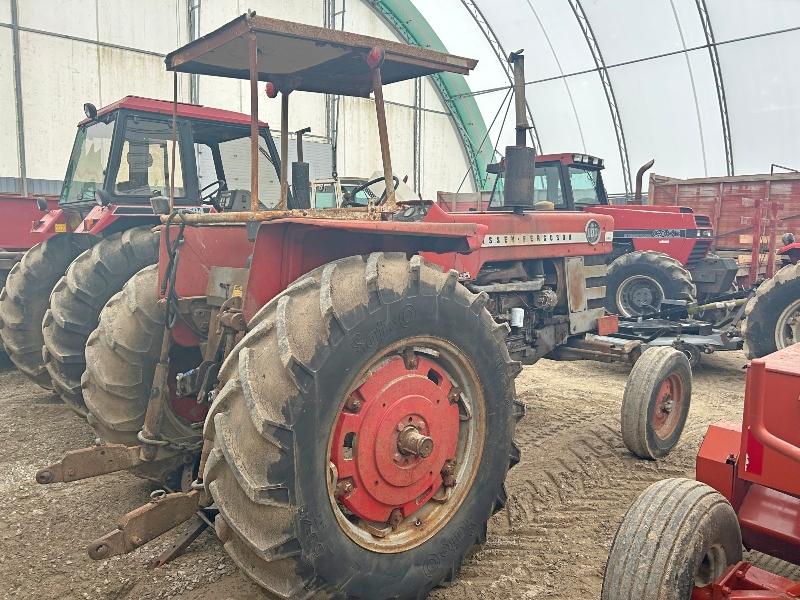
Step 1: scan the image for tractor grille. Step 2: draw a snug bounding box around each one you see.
[695,215,711,227]
[686,239,712,266]
[583,253,608,310]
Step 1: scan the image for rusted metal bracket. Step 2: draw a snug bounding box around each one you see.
[148,512,211,568]
[548,334,642,364]
[36,443,143,484]
[88,490,202,560]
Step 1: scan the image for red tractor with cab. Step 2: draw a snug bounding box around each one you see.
[442,152,738,318]
[0,95,283,413]
[604,342,800,600]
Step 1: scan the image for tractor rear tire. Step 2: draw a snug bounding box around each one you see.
[742,263,800,359]
[0,234,96,388]
[622,346,692,460]
[42,226,160,415]
[203,253,524,599]
[606,250,696,317]
[602,478,742,600]
[82,265,201,485]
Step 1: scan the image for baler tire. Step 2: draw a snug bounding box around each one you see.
[621,346,692,460]
[82,265,200,485]
[606,250,696,317]
[42,226,160,415]
[601,478,742,600]
[0,234,96,388]
[742,262,800,359]
[203,252,524,599]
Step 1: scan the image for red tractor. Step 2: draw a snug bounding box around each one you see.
[603,342,800,599]
[0,96,283,412]
[34,14,696,598]
[442,153,738,317]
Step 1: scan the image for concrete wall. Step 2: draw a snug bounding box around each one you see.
[0,0,475,198]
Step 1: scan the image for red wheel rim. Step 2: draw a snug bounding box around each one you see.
[651,372,684,440]
[328,339,485,553]
[331,354,459,523]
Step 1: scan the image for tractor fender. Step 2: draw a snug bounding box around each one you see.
[243,218,486,321]
[31,208,70,240]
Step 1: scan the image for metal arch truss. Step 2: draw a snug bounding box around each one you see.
[366,0,488,189]
[459,0,542,154]
[568,0,633,199]
[695,0,734,176]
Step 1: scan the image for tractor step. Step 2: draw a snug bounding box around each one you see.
[87,489,202,560]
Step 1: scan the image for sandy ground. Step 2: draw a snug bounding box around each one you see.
[0,350,752,599]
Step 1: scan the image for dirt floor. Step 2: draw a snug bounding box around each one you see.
[0,350,752,599]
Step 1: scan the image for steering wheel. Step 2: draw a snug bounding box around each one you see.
[200,179,226,208]
[343,176,400,207]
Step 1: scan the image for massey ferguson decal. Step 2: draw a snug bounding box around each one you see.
[614,228,713,239]
[482,227,613,248]
[585,219,601,245]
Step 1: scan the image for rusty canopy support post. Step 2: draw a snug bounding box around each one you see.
[766,199,780,279]
[748,198,764,288]
[279,92,289,210]
[248,32,260,212]
[370,60,396,211]
[170,72,178,211]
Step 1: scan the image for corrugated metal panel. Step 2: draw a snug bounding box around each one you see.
[0,177,61,195]
[650,173,800,250]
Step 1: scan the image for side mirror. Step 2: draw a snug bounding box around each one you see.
[84,103,98,121]
[35,197,48,212]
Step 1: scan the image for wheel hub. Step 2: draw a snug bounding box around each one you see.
[330,354,459,523]
[652,374,684,440]
[617,275,665,316]
[777,300,800,348]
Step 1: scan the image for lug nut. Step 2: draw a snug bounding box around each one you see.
[448,387,461,405]
[442,460,457,487]
[335,478,355,499]
[389,508,403,530]
[345,395,362,413]
[402,347,418,370]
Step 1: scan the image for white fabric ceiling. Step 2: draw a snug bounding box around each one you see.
[414,0,800,194]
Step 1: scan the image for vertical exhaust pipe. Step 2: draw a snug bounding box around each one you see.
[503,51,536,211]
[633,159,655,204]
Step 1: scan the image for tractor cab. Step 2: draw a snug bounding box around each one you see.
[527,152,608,210]
[41,96,283,235]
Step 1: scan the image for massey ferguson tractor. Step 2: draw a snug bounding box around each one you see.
[442,153,738,318]
[0,96,282,412]
[34,14,694,598]
[603,342,800,600]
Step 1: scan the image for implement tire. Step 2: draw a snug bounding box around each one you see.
[742,263,800,359]
[43,226,160,415]
[0,234,95,388]
[602,478,742,600]
[607,250,696,317]
[203,253,524,599]
[83,265,202,485]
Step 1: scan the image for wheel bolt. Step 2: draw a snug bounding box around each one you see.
[389,508,403,530]
[335,478,355,499]
[402,347,418,370]
[345,395,362,413]
[442,460,457,487]
[448,387,461,404]
[397,426,434,458]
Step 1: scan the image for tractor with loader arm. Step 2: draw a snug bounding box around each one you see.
[603,342,800,600]
[35,14,695,598]
[0,95,284,411]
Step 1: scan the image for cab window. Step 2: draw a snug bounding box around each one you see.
[569,167,603,206]
[115,117,185,197]
[533,163,564,207]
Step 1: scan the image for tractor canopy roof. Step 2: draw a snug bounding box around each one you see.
[79,95,268,128]
[164,12,477,96]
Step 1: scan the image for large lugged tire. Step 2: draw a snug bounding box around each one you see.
[203,253,524,599]
[82,265,202,484]
[621,346,692,460]
[742,263,800,359]
[606,250,696,317]
[43,226,160,415]
[0,234,95,388]
[602,478,742,600]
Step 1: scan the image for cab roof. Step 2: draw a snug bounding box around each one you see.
[81,95,268,128]
[165,13,477,97]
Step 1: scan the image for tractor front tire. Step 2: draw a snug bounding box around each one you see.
[742,263,800,359]
[621,346,692,460]
[43,226,160,415]
[602,478,742,600]
[82,265,201,485]
[203,253,524,599]
[0,234,96,388]
[606,250,696,317]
